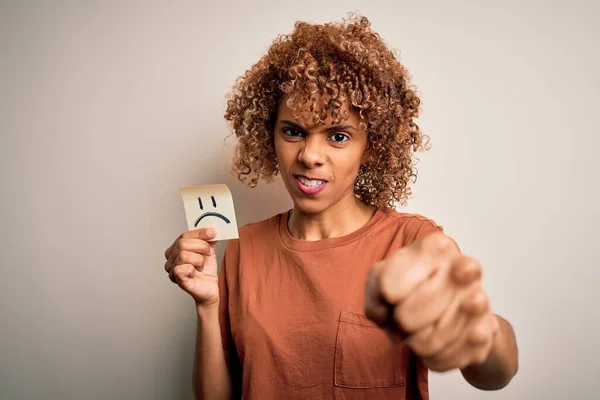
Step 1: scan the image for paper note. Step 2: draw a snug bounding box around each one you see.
[179,184,239,241]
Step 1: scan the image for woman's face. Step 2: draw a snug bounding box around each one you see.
[273,96,369,215]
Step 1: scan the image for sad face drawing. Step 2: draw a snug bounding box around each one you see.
[195,195,231,226]
[180,184,239,241]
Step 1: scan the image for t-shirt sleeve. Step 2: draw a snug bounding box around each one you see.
[407,216,463,254]
[403,215,444,246]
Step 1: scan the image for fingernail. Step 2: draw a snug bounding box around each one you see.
[206,228,217,237]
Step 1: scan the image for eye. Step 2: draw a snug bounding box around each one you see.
[282,127,305,138]
[328,133,349,143]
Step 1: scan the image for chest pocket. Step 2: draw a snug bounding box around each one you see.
[334,311,410,388]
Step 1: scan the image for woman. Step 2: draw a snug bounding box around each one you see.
[164,15,518,400]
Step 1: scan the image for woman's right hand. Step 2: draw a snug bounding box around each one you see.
[164,227,220,307]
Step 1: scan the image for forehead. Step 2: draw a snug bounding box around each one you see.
[276,93,360,126]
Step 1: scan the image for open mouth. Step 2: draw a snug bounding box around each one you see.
[295,175,327,187]
[293,175,328,195]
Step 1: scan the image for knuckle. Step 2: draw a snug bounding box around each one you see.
[464,258,481,273]
[413,336,437,357]
[170,241,181,256]
[468,323,489,344]
[435,234,455,251]
[468,282,484,298]
[173,264,188,279]
[177,251,190,265]
[425,336,443,356]
[410,339,425,355]
[410,336,433,357]
[474,292,489,311]
[180,231,193,239]
[177,238,190,250]
[408,324,436,354]
[395,305,424,334]
[200,240,210,253]
[467,261,483,282]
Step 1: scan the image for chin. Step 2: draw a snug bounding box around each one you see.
[289,196,335,215]
[284,185,354,217]
[281,176,352,215]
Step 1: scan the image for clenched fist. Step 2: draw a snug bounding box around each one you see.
[364,231,499,372]
[164,227,220,307]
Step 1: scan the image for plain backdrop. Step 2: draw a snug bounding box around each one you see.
[1,0,598,399]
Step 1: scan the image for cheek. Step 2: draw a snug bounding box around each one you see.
[336,149,364,177]
[273,139,294,169]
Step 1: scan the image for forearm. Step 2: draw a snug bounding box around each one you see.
[193,304,233,400]
[460,314,518,390]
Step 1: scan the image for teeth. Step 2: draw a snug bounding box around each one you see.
[298,176,325,187]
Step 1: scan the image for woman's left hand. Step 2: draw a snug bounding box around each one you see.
[364,231,500,372]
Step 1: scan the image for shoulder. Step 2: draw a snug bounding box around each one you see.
[376,209,444,244]
[381,209,442,230]
[223,211,284,255]
[238,212,282,239]
[220,212,284,279]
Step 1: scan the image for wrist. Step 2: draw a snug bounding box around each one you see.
[195,300,220,319]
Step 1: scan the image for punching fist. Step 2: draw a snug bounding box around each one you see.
[164,227,220,307]
[364,231,499,372]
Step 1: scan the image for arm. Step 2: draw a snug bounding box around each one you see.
[364,230,518,391]
[164,228,239,399]
[192,303,234,400]
[460,314,518,390]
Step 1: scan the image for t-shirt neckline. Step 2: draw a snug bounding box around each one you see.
[278,207,385,252]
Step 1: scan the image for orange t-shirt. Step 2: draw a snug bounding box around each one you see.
[218,208,443,400]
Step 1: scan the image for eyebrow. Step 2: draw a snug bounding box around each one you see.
[280,120,356,133]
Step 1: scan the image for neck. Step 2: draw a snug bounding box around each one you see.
[288,195,377,241]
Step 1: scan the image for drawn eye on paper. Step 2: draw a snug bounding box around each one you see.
[179,184,239,241]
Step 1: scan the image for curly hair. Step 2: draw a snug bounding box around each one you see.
[224,14,430,211]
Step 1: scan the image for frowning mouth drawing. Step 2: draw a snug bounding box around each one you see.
[194,195,231,227]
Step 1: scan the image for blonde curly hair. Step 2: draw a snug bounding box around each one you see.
[224,14,430,211]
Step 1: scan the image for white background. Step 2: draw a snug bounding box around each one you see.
[1,0,598,398]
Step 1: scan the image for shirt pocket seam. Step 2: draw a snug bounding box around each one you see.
[334,311,407,389]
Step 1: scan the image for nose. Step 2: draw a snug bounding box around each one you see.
[297,137,325,168]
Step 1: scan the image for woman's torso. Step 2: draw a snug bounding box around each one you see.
[219,209,441,400]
